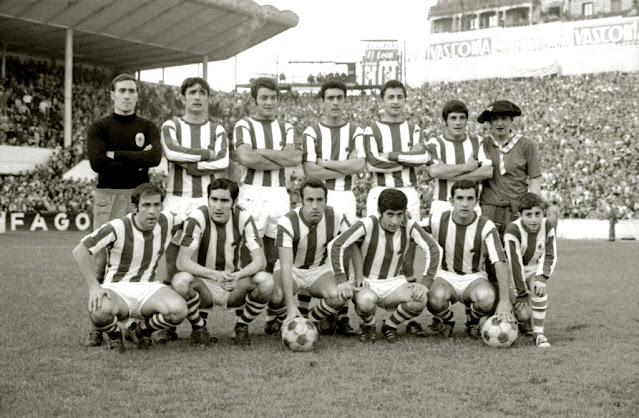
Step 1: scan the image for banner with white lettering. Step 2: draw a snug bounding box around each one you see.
[0,212,92,233]
[419,16,639,83]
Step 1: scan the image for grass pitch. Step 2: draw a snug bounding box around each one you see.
[1,232,638,417]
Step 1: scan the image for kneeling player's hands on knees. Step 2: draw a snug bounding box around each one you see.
[353,279,368,291]
[88,288,110,312]
[409,283,427,302]
[532,279,547,297]
[338,282,355,300]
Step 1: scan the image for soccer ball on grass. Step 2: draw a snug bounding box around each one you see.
[282,317,318,352]
[481,315,518,348]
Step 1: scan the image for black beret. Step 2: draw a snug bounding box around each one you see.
[442,100,468,120]
[477,100,522,124]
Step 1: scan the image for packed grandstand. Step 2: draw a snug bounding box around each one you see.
[0,57,637,219]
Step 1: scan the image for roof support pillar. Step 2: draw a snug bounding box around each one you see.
[2,43,6,79]
[202,55,208,80]
[63,28,73,148]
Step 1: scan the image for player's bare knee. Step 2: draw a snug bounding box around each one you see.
[253,271,274,295]
[428,286,449,311]
[89,308,115,327]
[325,293,345,310]
[406,299,427,313]
[514,303,531,322]
[171,272,194,295]
[270,285,284,306]
[161,295,188,323]
[354,288,377,313]
[473,285,496,312]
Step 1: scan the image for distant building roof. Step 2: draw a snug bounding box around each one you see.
[0,0,299,71]
[429,0,532,18]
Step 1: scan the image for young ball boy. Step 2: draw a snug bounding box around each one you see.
[503,193,557,348]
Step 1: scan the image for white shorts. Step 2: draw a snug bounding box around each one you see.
[200,277,232,308]
[429,199,481,219]
[238,184,290,238]
[366,186,420,221]
[327,189,357,224]
[437,270,488,301]
[274,262,332,291]
[365,275,408,302]
[163,194,208,215]
[103,282,166,319]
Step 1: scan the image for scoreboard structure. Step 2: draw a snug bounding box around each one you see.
[361,40,403,85]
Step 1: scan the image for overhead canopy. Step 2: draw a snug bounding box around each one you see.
[0,0,299,71]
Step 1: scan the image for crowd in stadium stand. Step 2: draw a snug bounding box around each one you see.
[1,57,637,219]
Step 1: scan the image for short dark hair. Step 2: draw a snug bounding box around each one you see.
[442,100,468,121]
[518,193,546,212]
[250,77,278,101]
[180,77,211,96]
[110,73,138,92]
[319,80,347,100]
[131,183,165,206]
[208,178,239,202]
[378,188,407,213]
[299,178,328,201]
[450,180,479,199]
[380,80,406,99]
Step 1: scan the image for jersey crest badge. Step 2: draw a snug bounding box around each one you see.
[135,133,145,148]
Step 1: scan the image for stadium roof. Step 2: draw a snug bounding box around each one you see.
[0,0,299,71]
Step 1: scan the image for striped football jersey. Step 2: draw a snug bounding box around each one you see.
[160,117,228,198]
[302,122,365,191]
[276,206,349,269]
[425,134,492,202]
[82,211,184,283]
[363,120,428,188]
[180,206,262,272]
[329,216,441,281]
[233,117,296,187]
[423,210,506,274]
[504,218,556,297]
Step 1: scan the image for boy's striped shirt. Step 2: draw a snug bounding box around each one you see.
[504,218,557,297]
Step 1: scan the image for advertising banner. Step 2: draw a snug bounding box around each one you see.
[362,40,399,62]
[0,212,92,233]
[418,16,639,83]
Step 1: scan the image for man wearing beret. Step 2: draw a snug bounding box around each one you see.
[425,100,493,218]
[477,100,541,237]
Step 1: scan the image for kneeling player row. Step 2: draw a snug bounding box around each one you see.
[73,178,556,352]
